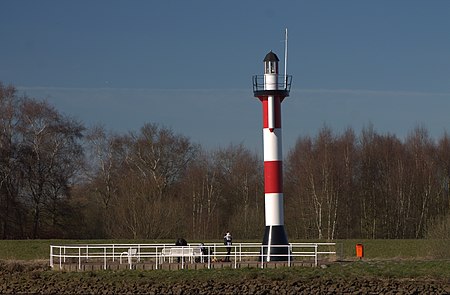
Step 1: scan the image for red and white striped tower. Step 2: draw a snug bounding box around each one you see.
[252,51,292,261]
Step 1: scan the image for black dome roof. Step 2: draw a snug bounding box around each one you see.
[263,51,279,62]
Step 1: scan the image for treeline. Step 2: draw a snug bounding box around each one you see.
[285,126,449,240]
[0,83,449,240]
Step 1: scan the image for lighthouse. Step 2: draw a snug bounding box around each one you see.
[252,50,292,261]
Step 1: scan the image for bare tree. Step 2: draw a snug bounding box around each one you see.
[127,124,197,199]
[334,128,358,239]
[84,126,126,236]
[0,83,23,238]
[285,136,315,239]
[214,144,262,239]
[404,126,440,238]
[17,99,84,238]
[307,127,342,240]
[436,133,450,216]
[183,149,222,239]
[108,123,197,239]
[285,126,355,240]
[358,125,386,239]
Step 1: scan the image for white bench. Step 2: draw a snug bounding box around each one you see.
[160,247,202,263]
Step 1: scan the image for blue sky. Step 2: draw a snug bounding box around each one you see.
[1,1,449,153]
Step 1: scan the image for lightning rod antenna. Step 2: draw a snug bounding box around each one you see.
[284,28,288,89]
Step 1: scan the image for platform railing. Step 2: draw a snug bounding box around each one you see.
[252,75,292,92]
[50,242,336,270]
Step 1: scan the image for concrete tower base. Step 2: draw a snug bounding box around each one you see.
[261,225,289,261]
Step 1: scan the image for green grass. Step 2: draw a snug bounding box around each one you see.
[0,239,167,260]
[0,240,58,260]
[1,239,449,281]
[0,238,448,262]
[336,239,434,260]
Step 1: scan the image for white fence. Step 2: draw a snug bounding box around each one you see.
[50,242,336,270]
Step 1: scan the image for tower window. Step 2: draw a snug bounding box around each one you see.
[265,62,277,74]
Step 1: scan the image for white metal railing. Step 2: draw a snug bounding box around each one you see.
[50,242,336,270]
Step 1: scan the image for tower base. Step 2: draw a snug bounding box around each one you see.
[261,225,289,262]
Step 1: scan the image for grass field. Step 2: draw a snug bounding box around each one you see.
[0,238,448,261]
[0,239,449,290]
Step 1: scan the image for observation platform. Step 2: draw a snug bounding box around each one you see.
[252,75,292,98]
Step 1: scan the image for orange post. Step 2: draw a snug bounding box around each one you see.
[356,243,364,259]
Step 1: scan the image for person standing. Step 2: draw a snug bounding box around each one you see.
[175,238,187,263]
[223,231,232,262]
